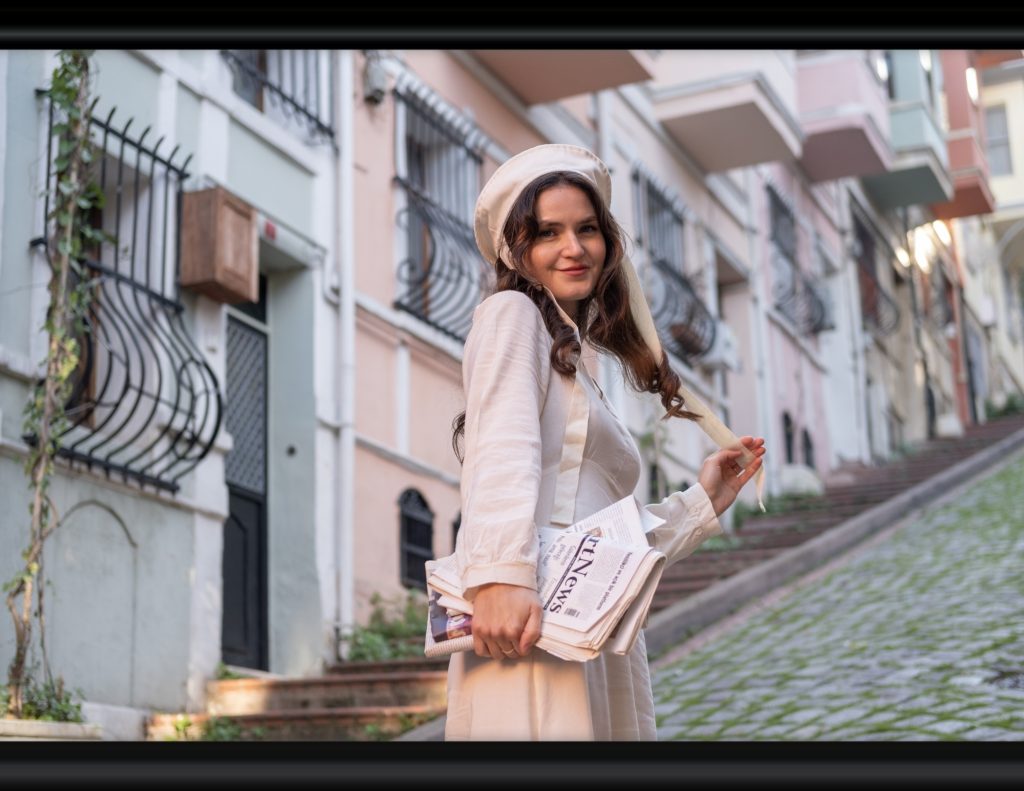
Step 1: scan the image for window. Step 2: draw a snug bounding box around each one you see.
[883,51,896,100]
[633,167,715,361]
[451,511,461,553]
[221,50,334,143]
[986,105,1013,177]
[399,489,434,591]
[29,100,221,493]
[783,412,795,464]
[393,84,487,341]
[801,429,815,470]
[920,49,935,109]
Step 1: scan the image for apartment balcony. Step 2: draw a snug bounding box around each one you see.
[796,51,892,182]
[647,50,803,173]
[930,50,997,221]
[861,101,953,209]
[930,132,997,220]
[861,51,953,210]
[466,50,655,105]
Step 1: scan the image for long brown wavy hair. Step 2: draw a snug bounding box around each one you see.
[452,171,698,462]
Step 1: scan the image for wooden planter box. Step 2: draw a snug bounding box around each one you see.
[180,186,259,304]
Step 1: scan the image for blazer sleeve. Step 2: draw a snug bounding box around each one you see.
[642,483,723,567]
[455,291,552,601]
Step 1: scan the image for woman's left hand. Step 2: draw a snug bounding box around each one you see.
[698,435,766,516]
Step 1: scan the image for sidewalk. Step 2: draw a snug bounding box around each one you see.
[649,443,1024,741]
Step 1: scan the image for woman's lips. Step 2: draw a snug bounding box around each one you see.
[559,267,589,275]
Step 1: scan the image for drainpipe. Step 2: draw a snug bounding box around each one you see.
[334,49,357,661]
[595,90,613,395]
[904,207,935,440]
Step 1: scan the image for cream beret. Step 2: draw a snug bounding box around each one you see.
[473,143,612,266]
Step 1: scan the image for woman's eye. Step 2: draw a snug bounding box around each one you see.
[580,224,597,233]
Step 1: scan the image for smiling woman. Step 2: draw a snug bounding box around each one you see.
[443,144,765,741]
[522,184,606,319]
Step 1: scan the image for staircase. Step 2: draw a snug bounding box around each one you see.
[146,657,448,741]
[651,413,1024,615]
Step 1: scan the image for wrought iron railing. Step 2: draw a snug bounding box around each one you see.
[856,258,902,336]
[927,270,955,331]
[221,50,334,143]
[29,98,222,493]
[393,87,490,342]
[771,247,832,335]
[647,258,716,362]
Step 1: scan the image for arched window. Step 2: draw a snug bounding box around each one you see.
[398,489,434,591]
[802,428,815,470]
[451,511,461,553]
[648,463,666,502]
[782,412,795,464]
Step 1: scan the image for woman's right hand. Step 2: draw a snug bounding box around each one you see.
[470,582,542,660]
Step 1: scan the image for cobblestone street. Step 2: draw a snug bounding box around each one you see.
[650,449,1024,741]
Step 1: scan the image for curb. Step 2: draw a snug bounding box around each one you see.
[644,424,1024,658]
[397,423,1024,741]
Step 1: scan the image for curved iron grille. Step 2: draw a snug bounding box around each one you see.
[394,177,491,342]
[221,50,334,144]
[393,87,490,342]
[647,258,716,361]
[857,263,902,336]
[29,100,222,493]
[770,248,832,335]
[927,268,955,331]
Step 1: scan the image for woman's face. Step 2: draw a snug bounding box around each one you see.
[524,184,606,320]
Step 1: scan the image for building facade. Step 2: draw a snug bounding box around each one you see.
[1,48,1021,734]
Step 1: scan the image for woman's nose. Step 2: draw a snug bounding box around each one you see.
[562,233,584,257]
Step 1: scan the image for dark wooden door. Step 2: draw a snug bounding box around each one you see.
[221,309,268,670]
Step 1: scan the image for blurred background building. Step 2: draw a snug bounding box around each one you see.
[1,48,1022,732]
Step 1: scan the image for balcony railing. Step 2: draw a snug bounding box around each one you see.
[392,87,490,342]
[856,258,901,337]
[28,98,222,493]
[647,258,716,362]
[221,50,334,143]
[771,247,832,335]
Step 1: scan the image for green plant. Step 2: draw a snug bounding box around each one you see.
[4,49,105,720]
[0,672,83,722]
[341,592,427,662]
[215,662,248,681]
[986,393,1024,419]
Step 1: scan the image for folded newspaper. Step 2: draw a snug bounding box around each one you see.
[424,496,668,662]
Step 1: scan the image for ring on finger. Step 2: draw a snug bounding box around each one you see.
[501,647,517,657]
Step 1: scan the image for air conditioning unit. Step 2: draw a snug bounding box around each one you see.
[699,320,739,372]
[977,295,997,329]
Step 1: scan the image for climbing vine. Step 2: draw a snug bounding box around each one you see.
[3,49,105,720]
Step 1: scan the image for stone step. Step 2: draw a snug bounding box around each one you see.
[147,704,444,741]
[205,670,447,715]
[325,656,447,675]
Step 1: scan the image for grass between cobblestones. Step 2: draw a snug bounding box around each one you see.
[651,452,1024,741]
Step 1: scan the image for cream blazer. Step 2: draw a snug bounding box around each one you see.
[446,290,722,740]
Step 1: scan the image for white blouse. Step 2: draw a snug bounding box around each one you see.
[446,290,722,740]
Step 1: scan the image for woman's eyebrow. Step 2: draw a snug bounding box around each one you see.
[537,215,598,227]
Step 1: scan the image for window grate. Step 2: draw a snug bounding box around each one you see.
[221,50,334,144]
[851,211,901,337]
[633,169,715,361]
[393,88,490,342]
[28,98,222,493]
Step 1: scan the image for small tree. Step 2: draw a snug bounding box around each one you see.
[3,50,103,719]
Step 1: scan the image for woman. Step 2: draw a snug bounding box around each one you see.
[447,143,765,740]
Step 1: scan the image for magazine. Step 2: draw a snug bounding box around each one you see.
[424,496,667,662]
